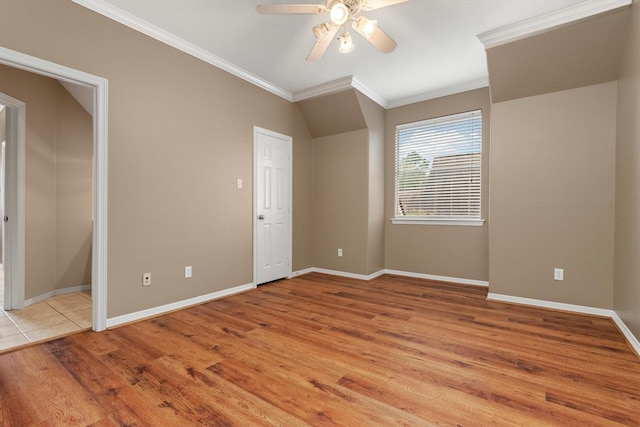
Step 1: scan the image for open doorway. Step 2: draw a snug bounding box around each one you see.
[0,47,108,341]
[0,75,97,351]
[0,104,4,311]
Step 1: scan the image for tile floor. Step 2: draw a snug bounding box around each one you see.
[0,268,92,353]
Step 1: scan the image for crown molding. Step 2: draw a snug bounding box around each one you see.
[350,77,388,108]
[71,0,293,101]
[291,76,355,102]
[292,75,388,107]
[70,0,493,111]
[386,78,489,109]
[477,0,632,49]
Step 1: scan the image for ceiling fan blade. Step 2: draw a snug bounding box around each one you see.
[361,0,410,11]
[306,23,339,62]
[354,23,397,53]
[256,4,327,14]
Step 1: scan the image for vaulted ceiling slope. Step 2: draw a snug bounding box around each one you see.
[484,6,631,103]
[71,0,630,108]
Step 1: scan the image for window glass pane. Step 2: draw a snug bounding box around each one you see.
[395,110,482,219]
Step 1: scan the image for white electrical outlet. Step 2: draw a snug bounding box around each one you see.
[185,266,192,278]
[338,248,343,257]
[554,268,564,281]
[142,273,151,287]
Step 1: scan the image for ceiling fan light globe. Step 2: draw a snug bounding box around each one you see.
[339,31,355,53]
[312,23,329,40]
[354,16,377,38]
[330,3,350,25]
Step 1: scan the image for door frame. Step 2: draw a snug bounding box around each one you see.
[253,126,292,286]
[0,92,25,312]
[0,47,109,331]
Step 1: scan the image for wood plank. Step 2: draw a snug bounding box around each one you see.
[0,273,639,426]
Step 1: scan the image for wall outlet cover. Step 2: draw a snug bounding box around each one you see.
[554,268,564,281]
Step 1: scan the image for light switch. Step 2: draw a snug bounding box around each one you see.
[237,178,243,189]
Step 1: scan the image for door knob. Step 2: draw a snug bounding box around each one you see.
[258,214,265,220]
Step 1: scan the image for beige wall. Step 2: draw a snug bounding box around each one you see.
[357,92,386,275]
[0,65,93,299]
[1,65,57,300]
[0,0,313,317]
[55,84,93,290]
[486,8,629,103]
[614,1,640,338]
[312,129,369,274]
[384,88,490,281]
[300,89,385,277]
[490,82,617,308]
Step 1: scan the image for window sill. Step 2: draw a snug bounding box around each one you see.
[391,217,486,226]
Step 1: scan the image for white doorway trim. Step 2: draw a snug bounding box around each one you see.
[253,126,292,286]
[0,47,108,332]
[0,92,25,312]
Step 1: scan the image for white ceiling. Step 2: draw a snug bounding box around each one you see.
[73,0,609,107]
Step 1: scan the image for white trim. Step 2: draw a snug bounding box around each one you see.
[477,0,632,49]
[384,269,489,287]
[611,312,640,357]
[24,284,91,307]
[312,268,386,281]
[391,217,486,227]
[288,268,315,278]
[71,0,291,102]
[386,78,490,109]
[292,76,356,103]
[0,47,109,332]
[351,77,387,108]
[288,267,486,286]
[253,127,293,286]
[487,292,614,317]
[487,292,640,358]
[106,282,255,329]
[72,0,491,109]
[0,92,25,311]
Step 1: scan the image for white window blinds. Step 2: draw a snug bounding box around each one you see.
[395,110,482,220]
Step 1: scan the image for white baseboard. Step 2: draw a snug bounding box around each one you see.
[289,267,385,281]
[288,268,315,278]
[24,284,91,307]
[102,266,640,358]
[106,282,255,329]
[290,267,488,287]
[611,312,640,357]
[384,269,489,287]
[313,268,386,281]
[488,292,640,358]
[487,293,614,317]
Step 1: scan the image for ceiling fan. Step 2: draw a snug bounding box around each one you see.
[257,0,409,62]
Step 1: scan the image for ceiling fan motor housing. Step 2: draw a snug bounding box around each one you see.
[327,0,362,16]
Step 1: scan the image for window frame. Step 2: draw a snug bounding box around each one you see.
[392,109,485,227]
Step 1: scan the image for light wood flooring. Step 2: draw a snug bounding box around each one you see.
[0,269,92,353]
[0,273,639,426]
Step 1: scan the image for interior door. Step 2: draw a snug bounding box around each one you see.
[254,127,292,285]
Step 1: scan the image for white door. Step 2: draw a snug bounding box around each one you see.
[254,127,292,285]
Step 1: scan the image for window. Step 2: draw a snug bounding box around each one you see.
[393,110,483,226]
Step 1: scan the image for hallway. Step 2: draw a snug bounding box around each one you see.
[0,268,91,353]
